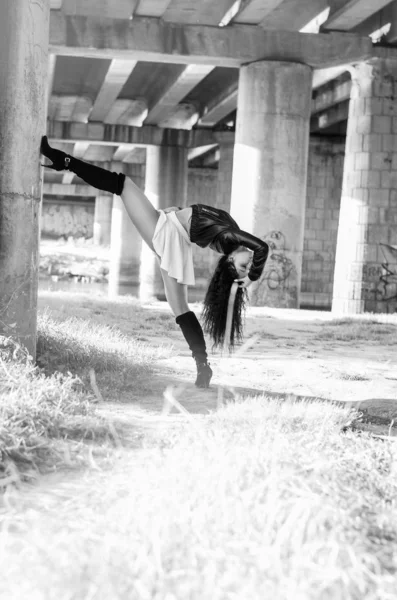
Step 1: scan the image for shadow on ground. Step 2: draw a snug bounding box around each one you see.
[98,363,397,438]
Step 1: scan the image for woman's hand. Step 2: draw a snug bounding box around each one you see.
[234,276,252,289]
[163,206,181,213]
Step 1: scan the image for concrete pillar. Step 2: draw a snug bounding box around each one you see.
[145,145,188,209]
[108,164,144,297]
[140,145,188,301]
[332,58,397,314]
[93,194,113,246]
[301,137,345,310]
[214,132,235,213]
[0,0,50,359]
[230,61,312,308]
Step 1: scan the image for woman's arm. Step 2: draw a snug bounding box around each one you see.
[231,230,269,281]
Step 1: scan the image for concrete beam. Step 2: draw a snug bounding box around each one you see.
[84,145,118,162]
[73,141,90,158]
[157,103,199,129]
[188,144,218,161]
[199,80,238,127]
[62,172,75,184]
[372,45,397,62]
[122,147,146,163]
[324,0,393,32]
[258,0,330,31]
[163,0,238,25]
[145,64,214,125]
[46,119,220,148]
[312,76,351,114]
[43,183,97,196]
[111,144,146,163]
[351,3,393,37]
[310,99,349,132]
[48,94,93,122]
[62,0,138,19]
[50,0,63,7]
[189,146,220,167]
[104,98,148,126]
[89,60,137,122]
[134,0,173,18]
[233,0,286,25]
[112,144,134,161]
[312,65,350,88]
[200,148,220,167]
[49,13,373,69]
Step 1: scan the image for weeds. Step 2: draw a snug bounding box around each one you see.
[1,290,396,598]
[0,337,111,485]
[314,318,397,344]
[1,396,396,599]
[0,303,172,484]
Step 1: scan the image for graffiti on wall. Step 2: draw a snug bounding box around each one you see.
[261,230,295,290]
[250,230,297,307]
[375,243,397,303]
[362,243,397,307]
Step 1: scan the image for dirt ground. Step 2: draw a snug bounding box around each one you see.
[37,239,397,436]
[93,303,397,438]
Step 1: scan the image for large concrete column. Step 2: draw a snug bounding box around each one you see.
[0,0,50,358]
[332,59,397,314]
[108,164,144,296]
[230,61,312,308]
[93,194,113,246]
[140,145,188,301]
[214,132,235,213]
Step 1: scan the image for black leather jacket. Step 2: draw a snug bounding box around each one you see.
[190,204,269,282]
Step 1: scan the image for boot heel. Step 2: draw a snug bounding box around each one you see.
[195,363,213,388]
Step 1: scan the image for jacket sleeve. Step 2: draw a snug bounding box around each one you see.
[232,230,269,281]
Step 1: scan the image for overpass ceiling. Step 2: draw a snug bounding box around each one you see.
[45,0,397,184]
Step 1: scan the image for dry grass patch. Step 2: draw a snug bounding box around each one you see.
[0,338,113,486]
[1,299,174,483]
[313,317,397,344]
[38,290,179,339]
[36,308,172,398]
[1,396,396,599]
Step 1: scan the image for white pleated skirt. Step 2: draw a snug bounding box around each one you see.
[152,210,195,286]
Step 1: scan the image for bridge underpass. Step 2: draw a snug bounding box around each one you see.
[2,0,397,357]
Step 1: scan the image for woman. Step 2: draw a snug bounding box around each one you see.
[40,136,269,389]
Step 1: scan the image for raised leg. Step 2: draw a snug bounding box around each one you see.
[121,176,160,251]
[40,136,160,251]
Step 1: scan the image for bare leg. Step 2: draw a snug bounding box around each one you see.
[160,269,212,388]
[160,268,189,317]
[121,176,159,251]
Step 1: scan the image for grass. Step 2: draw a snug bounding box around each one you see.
[36,307,171,394]
[1,289,397,598]
[38,290,179,339]
[0,297,173,485]
[0,395,396,599]
[0,337,112,485]
[313,317,397,344]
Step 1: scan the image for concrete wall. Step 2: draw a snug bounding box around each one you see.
[301,138,345,309]
[41,197,95,239]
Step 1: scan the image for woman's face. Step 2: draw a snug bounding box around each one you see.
[231,249,252,279]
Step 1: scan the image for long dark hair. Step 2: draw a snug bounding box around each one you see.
[201,255,247,351]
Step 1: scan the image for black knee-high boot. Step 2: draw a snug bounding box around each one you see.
[176,311,213,388]
[40,136,125,196]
